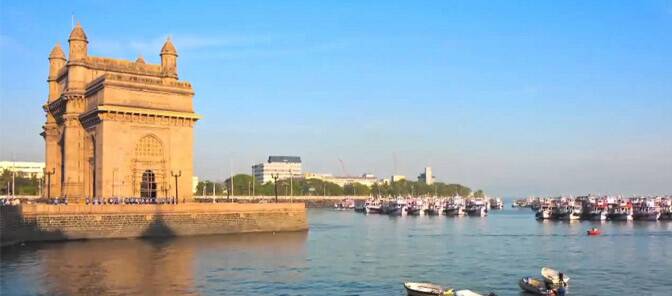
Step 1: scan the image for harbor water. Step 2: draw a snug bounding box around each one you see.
[2,208,671,295]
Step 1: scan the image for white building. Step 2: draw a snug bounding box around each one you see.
[391,175,406,182]
[0,161,46,178]
[304,172,378,187]
[418,166,435,185]
[252,156,303,183]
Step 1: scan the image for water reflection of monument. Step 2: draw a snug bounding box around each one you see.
[40,232,308,295]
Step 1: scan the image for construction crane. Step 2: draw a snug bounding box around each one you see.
[338,158,350,177]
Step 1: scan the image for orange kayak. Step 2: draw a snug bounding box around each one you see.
[587,229,601,236]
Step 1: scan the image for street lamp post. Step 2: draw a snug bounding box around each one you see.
[272,173,279,203]
[171,170,181,204]
[44,168,55,201]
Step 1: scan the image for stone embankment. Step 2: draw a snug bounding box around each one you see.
[0,203,307,247]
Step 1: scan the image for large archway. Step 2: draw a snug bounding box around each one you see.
[133,134,166,198]
[140,170,157,198]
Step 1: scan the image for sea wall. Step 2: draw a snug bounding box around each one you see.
[0,203,307,247]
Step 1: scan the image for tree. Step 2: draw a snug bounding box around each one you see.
[193,173,477,198]
[344,183,371,196]
[0,169,41,195]
[473,189,485,198]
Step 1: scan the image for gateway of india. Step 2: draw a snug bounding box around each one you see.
[42,23,200,203]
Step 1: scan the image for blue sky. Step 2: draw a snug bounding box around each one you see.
[1,1,671,197]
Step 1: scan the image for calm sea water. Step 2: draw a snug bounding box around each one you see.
[2,208,671,295]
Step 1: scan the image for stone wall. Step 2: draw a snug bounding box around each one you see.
[0,203,307,247]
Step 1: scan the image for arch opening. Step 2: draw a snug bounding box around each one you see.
[140,170,157,198]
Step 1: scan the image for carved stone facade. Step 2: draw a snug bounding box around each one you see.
[42,23,200,203]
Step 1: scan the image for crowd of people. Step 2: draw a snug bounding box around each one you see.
[0,196,182,206]
[0,197,22,206]
[86,197,179,205]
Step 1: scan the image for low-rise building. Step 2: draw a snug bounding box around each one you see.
[252,156,303,183]
[304,173,378,187]
[0,161,46,178]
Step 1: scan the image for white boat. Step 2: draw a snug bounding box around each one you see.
[541,267,570,285]
[535,205,552,220]
[466,199,488,217]
[365,200,383,214]
[568,207,582,220]
[455,290,485,296]
[404,282,449,296]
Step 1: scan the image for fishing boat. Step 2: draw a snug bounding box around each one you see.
[354,200,366,213]
[489,197,504,210]
[541,267,569,285]
[424,200,443,216]
[334,198,355,210]
[633,200,661,221]
[387,199,407,216]
[660,198,672,220]
[444,198,465,216]
[403,282,451,296]
[551,206,570,220]
[587,227,601,236]
[406,204,422,215]
[535,205,552,220]
[587,208,607,221]
[365,199,384,214]
[607,203,633,221]
[518,277,551,295]
[565,205,582,221]
[466,199,488,217]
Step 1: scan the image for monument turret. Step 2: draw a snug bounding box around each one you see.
[160,37,178,81]
[68,22,88,60]
[47,43,66,102]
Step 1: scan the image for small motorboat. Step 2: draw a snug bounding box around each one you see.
[586,228,601,236]
[404,282,452,296]
[455,290,491,296]
[518,277,551,295]
[541,267,570,285]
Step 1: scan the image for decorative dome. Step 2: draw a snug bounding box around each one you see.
[69,22,88,42]
[160,37,177,56]
[49,43,66,59]
[136,56,146,64]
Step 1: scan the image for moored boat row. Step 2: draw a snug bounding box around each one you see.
[530,195,672,221]
[352,196,500,217]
